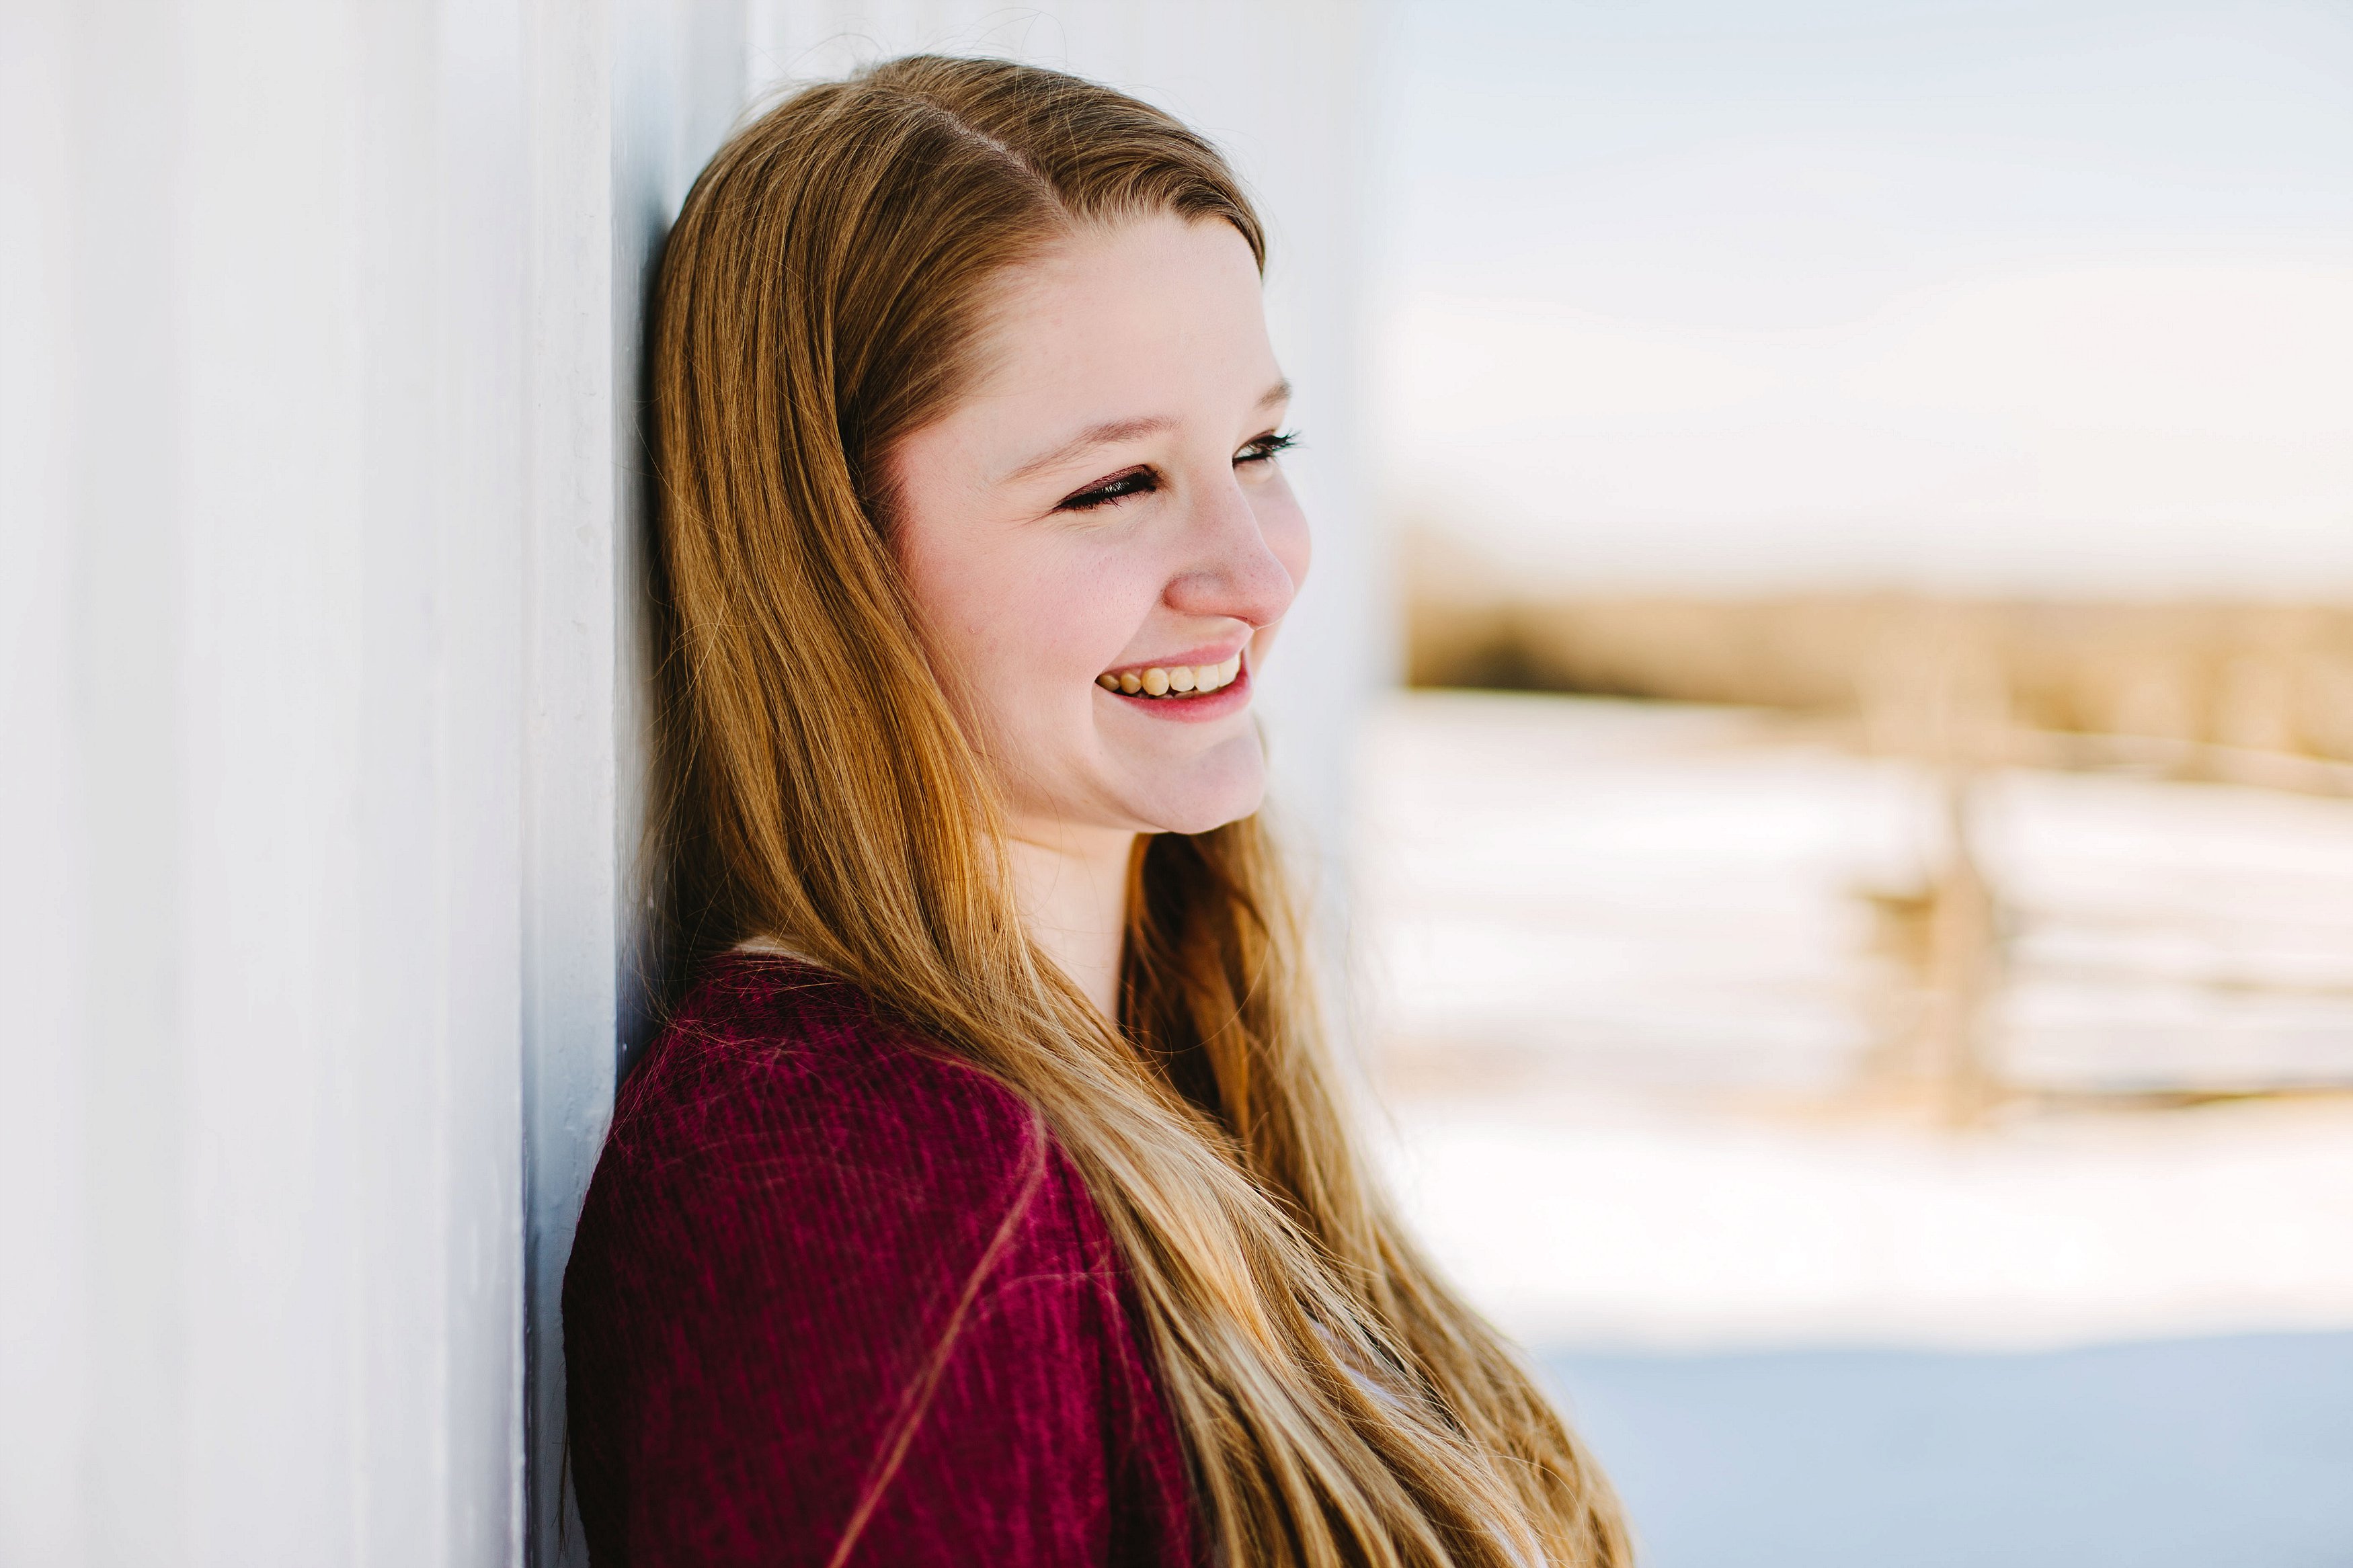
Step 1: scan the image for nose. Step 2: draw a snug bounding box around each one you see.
[1162,470,1300,629]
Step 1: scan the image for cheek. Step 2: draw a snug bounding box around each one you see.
[890,524,1038,756]
[899,521,1156,723]
[1043,546,1166,679]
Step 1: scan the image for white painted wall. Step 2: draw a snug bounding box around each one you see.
[0,5,1376,1564]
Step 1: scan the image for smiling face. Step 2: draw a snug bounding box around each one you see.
[887,213,1309,843]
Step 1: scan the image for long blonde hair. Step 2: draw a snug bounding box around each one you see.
[649,54,1628,1568]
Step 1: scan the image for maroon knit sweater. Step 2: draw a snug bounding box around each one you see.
[563,954,1201,1567]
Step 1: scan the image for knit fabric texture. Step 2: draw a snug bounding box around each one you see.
[563,954,1202,1567]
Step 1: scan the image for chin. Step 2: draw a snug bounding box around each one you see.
[1145,794,1263,837]
[1127,743,1267,836]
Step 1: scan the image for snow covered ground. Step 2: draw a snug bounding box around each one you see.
[1376,1091,2353,1352]
[1352,692,2353,1564]
[1355,690,2353,1348]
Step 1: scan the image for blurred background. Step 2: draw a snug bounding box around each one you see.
[7,2,2349,1564]
[1357,2,2353,1563]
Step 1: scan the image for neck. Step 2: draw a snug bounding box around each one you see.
[1006,818,1138,1020]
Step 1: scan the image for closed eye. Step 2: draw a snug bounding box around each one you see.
[1237,430,1300,466]
[1055,466,1158,511]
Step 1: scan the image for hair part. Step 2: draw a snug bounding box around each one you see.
[649,53,1628,1568]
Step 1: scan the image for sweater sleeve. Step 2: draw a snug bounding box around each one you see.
[561,972,1194,1568]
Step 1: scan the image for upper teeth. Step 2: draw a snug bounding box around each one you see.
[1098,653,1244,698]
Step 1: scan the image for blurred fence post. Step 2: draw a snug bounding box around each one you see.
[1858,605,2011,1122]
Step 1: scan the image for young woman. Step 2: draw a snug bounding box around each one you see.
[563,55,1629,1568]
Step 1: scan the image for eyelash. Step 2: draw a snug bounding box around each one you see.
[1054,430,1301,512]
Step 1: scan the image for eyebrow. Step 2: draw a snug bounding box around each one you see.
[998,378,1293,487]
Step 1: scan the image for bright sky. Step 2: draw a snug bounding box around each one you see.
[1373,0,2353,595]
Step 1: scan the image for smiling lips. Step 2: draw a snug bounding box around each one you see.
[1096,651,1244,699]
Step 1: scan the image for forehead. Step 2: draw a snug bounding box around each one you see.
[959,214,1277,425]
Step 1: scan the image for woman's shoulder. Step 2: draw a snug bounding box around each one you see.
[575,951,1112,1319]
[603,951,1047,1191]
[569,947,1119,1360]
[564,956,1197,1567]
